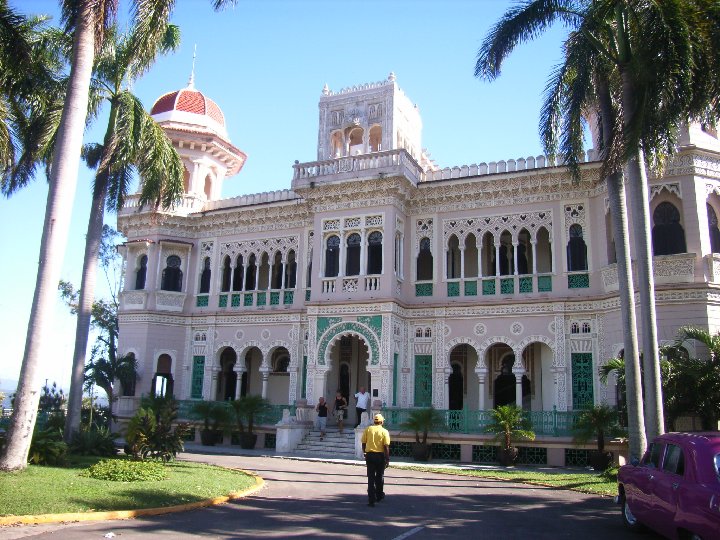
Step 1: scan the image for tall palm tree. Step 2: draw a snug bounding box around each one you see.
[475,0,647,457]
[63,23,183,441]
[1,0,237,472]
[476,0,719,452]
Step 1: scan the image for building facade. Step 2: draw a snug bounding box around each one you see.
[116,73,720,435]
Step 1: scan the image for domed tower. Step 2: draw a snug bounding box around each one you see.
[150,74,246,211]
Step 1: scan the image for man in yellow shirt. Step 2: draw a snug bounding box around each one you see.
[361,413,390,506]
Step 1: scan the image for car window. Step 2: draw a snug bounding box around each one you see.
[645,442,663,468]
[662,444,684,476]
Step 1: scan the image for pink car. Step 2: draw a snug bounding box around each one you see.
[617,432,720,540]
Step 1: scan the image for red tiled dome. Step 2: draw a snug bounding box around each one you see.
[151,88,225,127]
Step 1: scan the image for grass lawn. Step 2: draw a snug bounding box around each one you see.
[0,456,257,517]
[399,465,618,496]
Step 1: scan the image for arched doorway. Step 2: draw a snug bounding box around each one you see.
[216,348,237,401]
[267,347,290,405]
[447,343,479,410]
[242,346,263,397]
[152,354,174,398]
[448,364,463,410]
[326,334,369,426]
[494,356,516,408]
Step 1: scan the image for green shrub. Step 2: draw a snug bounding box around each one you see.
[81,458,167,482]
[28,428,68,466]
[70,426,118,457]
[125,400,190,462]
[601,464,619,481]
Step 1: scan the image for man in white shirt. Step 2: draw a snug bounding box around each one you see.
[354,386,370,428]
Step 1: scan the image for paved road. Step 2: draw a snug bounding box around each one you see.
[0,452,663,540]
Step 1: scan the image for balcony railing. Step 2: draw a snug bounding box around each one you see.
[381,407,583,437]
[176,400,296,426]
[216,289,295,309]
[292,149,425,188]
[435,274,554,299]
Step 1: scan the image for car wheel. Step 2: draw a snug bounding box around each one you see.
[621,498,644,532]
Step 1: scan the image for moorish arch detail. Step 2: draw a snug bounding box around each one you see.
[517,335,554,354]
[266,339,293,370]
[444,336,482,369]
[317,321,381,367]
[214,341,241,368]
[478,336,516,369]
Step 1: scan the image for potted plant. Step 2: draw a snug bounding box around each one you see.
[400,407,446,461]
[231,395,271,449]
[485,405,535,466]
[572,404,625,471]
[190,400,231,446]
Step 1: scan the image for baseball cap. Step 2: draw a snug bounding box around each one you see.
[373,413,384,423]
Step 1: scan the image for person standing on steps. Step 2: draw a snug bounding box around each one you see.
[361,413,390,507]
[333,390,348,434]
[354,386,370,428]
[315,396,328,440]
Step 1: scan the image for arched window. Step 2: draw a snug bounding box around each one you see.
[232,255,243,291]
[120,353,137,397]
[204,174,212,200]
[567,224,588,271]
[285,250,297,288]
[346,233,361,276]
[367,231,383,274]
[424,328,432,338]
[325,235,340,277]
[199,257,211,294]
[135,254,148,290]
[258,252,271,289]
[330,131,343,157]
[708,204,720,254]
[446,235,460,279]
[571,322,580,334]
[369,125,382,152]
[415,328,423,338]
[464,234,478,278]
[499,231,513,275]
[416,237,433,280]
[152,354,173,397]
[217,348,237,401]
[517,229,531,275]
[221,255,232,292]
[482,232,496,276]
[348,127,364,155]
[582,322,591,333]
[536,227,552,273]
[652,202,686,255]
[245,254,257,290]
[271,252,283,289]
[161,255,183,292]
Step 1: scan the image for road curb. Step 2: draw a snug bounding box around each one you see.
[0,468,264,527]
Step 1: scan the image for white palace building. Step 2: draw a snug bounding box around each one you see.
[116,73,720,464]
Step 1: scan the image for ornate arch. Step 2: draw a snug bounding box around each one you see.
[478,336,515,368]
[517,335,554,354]
[213,341,241,368]
[266,340,292,370]
[445,337,481,370]
[317,322,380,368]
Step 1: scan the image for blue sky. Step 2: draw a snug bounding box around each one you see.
[0,0,573,391]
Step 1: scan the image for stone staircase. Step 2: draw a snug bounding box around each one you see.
[294,426,357,459]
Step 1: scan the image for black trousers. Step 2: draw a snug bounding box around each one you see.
[365,452,385,503]
[355,407,366,427]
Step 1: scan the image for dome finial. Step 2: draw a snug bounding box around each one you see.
[187,44,197,89]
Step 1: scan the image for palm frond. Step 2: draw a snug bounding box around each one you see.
[475,0,584,80]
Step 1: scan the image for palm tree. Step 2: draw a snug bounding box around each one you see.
[475,0,720,454]
[63,23,183,441]
[1,0,237,472]
[475,0,647,457]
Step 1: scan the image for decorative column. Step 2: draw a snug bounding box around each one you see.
[531,241,538,275]
[360,229,367,276]
[477,240,483,278]
[459,247,465,279]
[233,363,246,400]
[495,245,501,276]
[339,237,346,277]
[260,368,270,398]
[281,258,287,289]
[476,368,488,410]
[513,242,519,275]
[211,367,222,401]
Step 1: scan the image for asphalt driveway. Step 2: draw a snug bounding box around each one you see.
[0,452,663,539]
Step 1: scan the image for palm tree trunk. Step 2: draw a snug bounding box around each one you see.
[598,79,646,458]
[0,2,96,471]
[621,70,665,441]
[64,177,108,440]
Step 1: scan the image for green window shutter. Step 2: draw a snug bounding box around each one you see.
[191,356,205,399]
[414,355,433,407]
[571,353,594,409]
